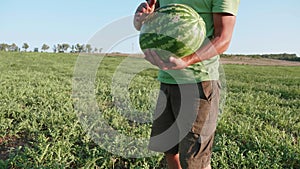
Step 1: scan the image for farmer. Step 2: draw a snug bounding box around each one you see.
[134,0,240,168]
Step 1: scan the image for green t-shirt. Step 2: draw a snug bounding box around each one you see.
[156,0,240,84]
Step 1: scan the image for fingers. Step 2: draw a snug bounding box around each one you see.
[136,2,148,13]
[148,0,157,8]
[136,2,154,14]
[144,49,170,70]
[143,49,187,70]
[134,2,155,30]
[150,50,166,69]
[167,56,188,70]
[144,49,156,65]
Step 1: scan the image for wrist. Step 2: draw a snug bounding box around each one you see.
[182,53,202,66]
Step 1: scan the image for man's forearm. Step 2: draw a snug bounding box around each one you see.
[182,14,236,66]
[182,35,230,65]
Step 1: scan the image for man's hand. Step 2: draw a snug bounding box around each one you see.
[143,49,174,70]
[134,0,157,31]
[168,56,189,70]
[144,49,189,70]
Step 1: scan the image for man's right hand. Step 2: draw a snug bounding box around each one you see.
[133,0,157,31]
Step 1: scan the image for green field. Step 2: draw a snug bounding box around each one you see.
[0,52,299,168]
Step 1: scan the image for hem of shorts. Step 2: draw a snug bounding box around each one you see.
[157,77,219,85]
[148,145,179,154]
[148,146,165,153]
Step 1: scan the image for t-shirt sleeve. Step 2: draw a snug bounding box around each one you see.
[212,0,240,15]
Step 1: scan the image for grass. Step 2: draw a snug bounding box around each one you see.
[0,52,299,168]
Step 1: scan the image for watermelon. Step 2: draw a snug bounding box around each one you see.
[139,3,206,62]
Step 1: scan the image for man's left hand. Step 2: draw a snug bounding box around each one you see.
[167,56,189,70]
[144,49,190,70]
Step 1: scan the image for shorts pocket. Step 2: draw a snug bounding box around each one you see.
[200,81,219,102]
[191,98,211,135]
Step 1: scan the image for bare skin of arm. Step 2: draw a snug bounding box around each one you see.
[143,13,237,70]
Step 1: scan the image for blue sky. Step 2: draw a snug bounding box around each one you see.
[1,0,299,56]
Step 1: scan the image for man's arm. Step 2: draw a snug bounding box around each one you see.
[181,13,237,66]
[143,13,237,70]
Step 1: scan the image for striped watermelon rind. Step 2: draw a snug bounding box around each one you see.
[139,3,206,62]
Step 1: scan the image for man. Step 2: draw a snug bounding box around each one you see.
[134,0,239,168]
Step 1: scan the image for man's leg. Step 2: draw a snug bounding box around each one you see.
[148,83,181,168]
[203,164,211,169]
[165,153,211,169]
[178,81,220,169]
[165,153,181,169]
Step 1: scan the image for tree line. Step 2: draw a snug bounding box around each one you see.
[0,43,103,53]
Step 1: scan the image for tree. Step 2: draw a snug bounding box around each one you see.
[86,44,92,53]
[71,45,75,53]
[94,48,98,53]
[53,45,57,53]
[0,43,8,51]
[22,43,29,52]
[41,44,50,52]
[75,43,85,53]
[57,44,63,53]
[62,43,70,53]
[9,43,18,52]
[75,44,80,53]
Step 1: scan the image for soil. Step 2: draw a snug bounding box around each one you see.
[109,53,300,66]
[220,56,300,66]
[0,134,29,161]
